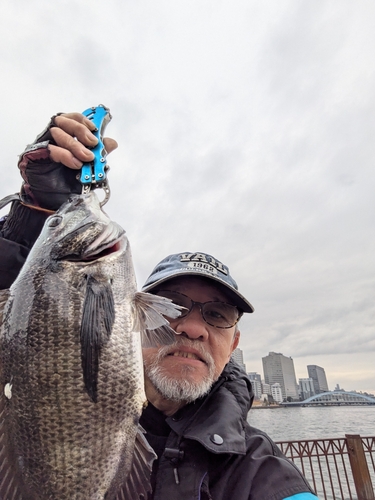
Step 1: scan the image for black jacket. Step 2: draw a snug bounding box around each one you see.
[140,360,315,500]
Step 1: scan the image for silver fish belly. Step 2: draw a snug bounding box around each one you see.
[0,193,180,500]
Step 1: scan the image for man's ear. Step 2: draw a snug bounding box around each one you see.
[228,330,240,361]
[232,330,240,350]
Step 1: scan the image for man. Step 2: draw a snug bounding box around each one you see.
[0,111,318,499]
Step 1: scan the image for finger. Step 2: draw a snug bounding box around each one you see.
[54,115,98,147]
[58,112,98,132]
[48,144,92,170]
[48,138,118,170]
[50,128,95,164]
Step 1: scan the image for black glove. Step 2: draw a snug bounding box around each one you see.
[18,115,82,211]
[1,114,82,253]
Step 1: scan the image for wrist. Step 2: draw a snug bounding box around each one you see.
[18,144,81,211]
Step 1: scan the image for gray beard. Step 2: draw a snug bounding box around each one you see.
[144,339,217,403]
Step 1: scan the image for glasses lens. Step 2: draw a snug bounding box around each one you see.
[202,302,239,328]
[156,291,192,319]
[156,291,240,328]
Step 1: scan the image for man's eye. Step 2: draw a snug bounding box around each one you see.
[170,297,185,307]
[206,309,225,320]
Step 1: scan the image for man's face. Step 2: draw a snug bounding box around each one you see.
[143,276,240,404]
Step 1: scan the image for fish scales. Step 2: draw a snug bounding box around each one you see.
[0,193,180,500]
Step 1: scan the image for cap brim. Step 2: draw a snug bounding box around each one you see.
[142,269,254,313]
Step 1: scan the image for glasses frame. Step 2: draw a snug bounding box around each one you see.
[156,290,243,329]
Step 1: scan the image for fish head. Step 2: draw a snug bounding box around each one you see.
[30,192,127,264]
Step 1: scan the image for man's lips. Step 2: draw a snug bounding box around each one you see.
[166,348,207,364]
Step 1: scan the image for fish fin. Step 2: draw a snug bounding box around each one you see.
[132,292,184,348]
[80,275,115,403]
[142,325,181,348]
[114,425,156,500]
[0,394,28,500]
[0,289,10,328]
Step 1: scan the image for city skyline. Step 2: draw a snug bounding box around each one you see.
[243,348,374,395]
[235,347,373,397]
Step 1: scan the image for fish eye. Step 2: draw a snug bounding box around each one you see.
[48,216,63,228]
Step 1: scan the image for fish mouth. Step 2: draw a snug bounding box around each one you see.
[81,234,125,261]
[62,224,126,262]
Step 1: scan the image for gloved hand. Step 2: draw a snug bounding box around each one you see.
[1,111,118,254]
[18,112,118,211]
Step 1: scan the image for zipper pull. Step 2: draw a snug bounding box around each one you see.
[174,467,180,484]
[164,447,184,485]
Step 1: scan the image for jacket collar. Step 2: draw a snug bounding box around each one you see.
[166,360,253,455]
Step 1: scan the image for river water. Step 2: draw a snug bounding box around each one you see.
[247,406,375,442]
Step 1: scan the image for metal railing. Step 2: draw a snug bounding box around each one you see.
[276,434,375,500]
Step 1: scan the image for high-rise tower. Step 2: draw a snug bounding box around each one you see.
[231,347,246,372]
[262,352,299,401]
[307,365,329,394]
[248,372,262,399]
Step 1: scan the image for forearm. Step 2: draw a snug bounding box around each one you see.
[0,201,49,289]
[0,237,30,289]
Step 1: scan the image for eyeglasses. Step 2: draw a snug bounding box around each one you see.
[156,290,242,329]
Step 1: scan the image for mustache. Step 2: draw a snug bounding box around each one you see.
[154,337,215,367]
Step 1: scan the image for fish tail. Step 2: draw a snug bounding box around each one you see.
[132,292,184,348]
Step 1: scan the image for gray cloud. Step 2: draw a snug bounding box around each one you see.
[1,0,374,393]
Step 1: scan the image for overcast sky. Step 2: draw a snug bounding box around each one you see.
[1,1,374,394]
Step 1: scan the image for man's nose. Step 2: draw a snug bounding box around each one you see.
[173,304,209,340]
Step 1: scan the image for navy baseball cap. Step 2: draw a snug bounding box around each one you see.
[142,252,254,313]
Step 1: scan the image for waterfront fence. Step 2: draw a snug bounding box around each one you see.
[276,434,375,500]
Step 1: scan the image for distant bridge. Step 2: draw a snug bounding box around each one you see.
[280,391,375,407]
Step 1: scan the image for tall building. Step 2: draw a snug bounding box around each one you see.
[307,365,329,394]
[231,347,246,372]
[271,383,283,403]
[248,372,262,399]
[262,352,299,401]
[261,381,271,396]
[299,378,315,400]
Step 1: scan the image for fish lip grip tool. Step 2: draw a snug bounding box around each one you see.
[79,104,112,206]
